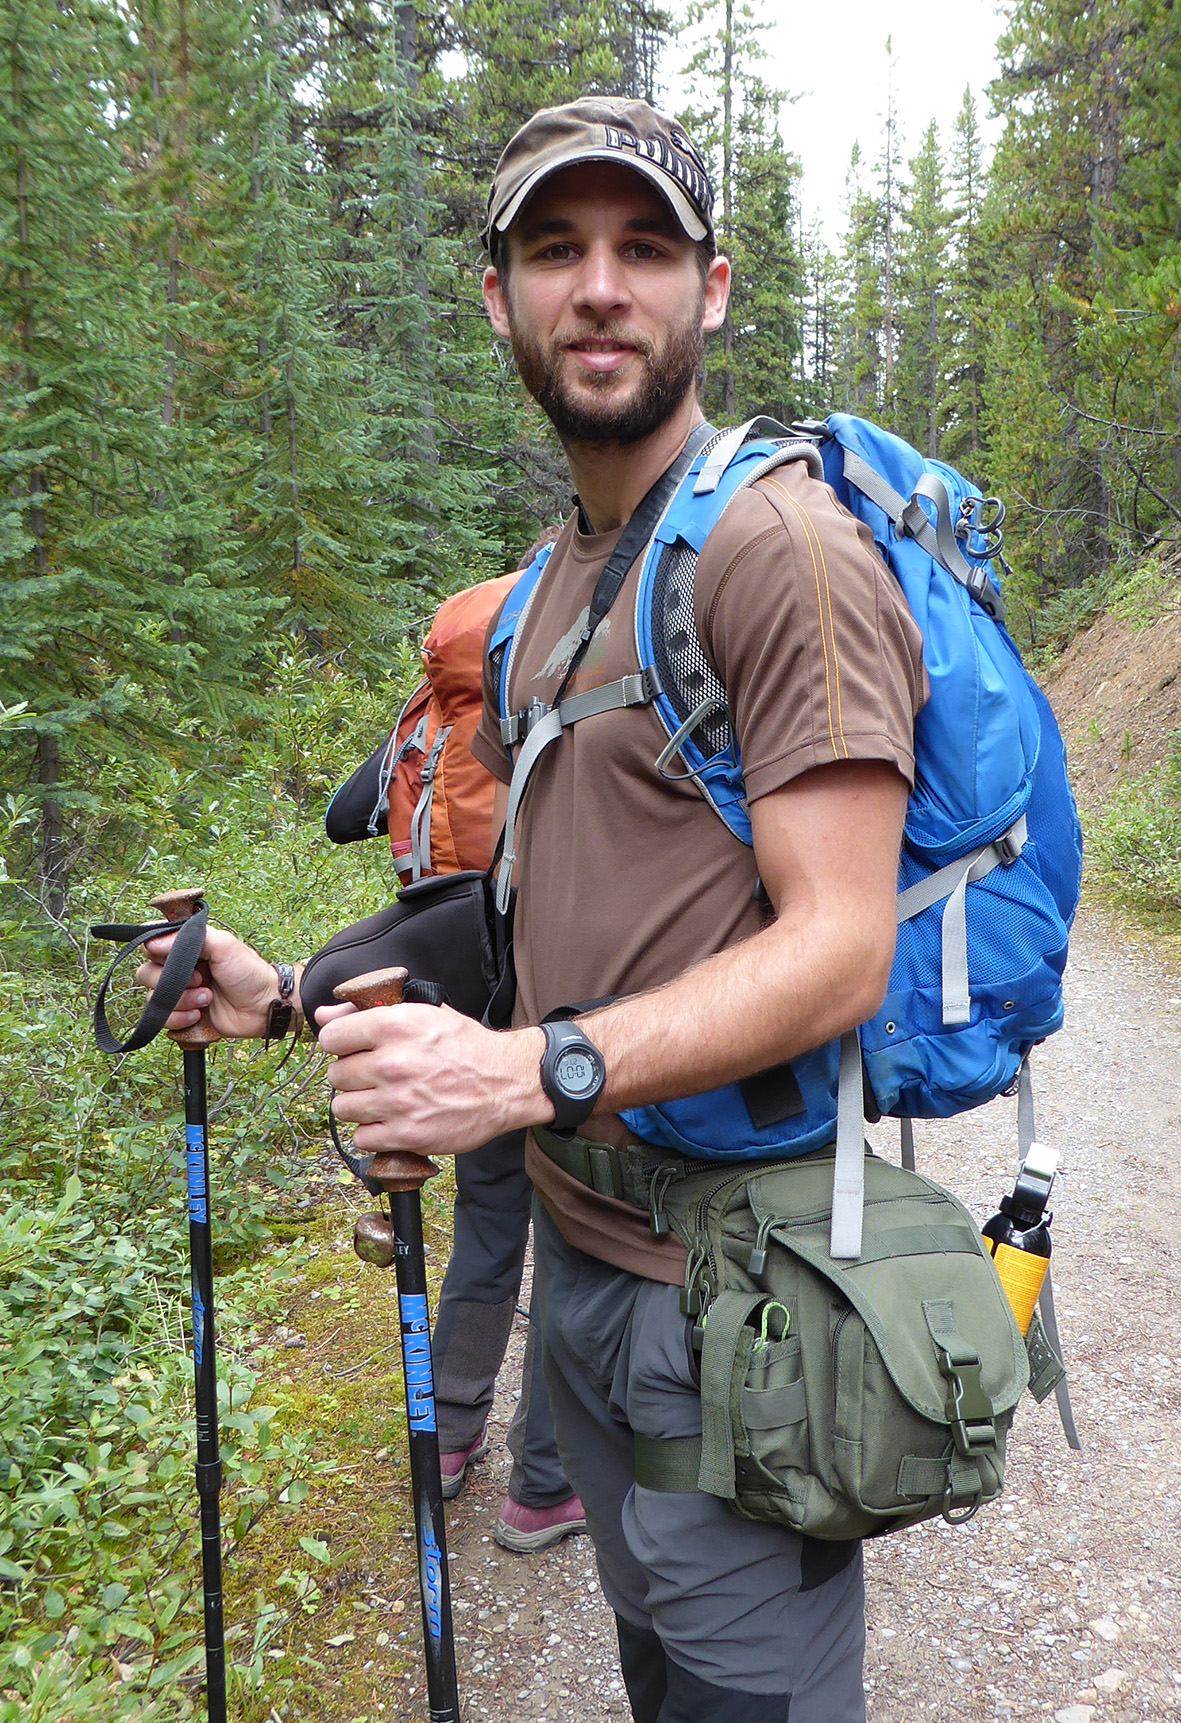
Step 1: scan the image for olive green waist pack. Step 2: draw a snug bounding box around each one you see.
[636,1146,1046,1542]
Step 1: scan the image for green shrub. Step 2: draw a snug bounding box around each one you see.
[1087,728,1181,911]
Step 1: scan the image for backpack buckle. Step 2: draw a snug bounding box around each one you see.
[935,1340,996,1458]
[500,699,550,748]
[524,696,550,736]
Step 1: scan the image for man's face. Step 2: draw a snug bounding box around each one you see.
[483,162,729,447]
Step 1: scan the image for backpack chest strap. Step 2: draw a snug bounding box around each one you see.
[495,666,663,913]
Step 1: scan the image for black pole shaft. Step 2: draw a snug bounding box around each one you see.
[183,1049,228,1723]
[388,1187,460,1722]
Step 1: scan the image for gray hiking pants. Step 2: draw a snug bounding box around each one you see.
[532,1200,866,1721]
[430,1129,570,1508]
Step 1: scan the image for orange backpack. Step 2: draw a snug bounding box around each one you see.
[380,572,519,878]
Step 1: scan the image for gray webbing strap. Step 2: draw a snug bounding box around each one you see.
[900,1116,916,1171]
[693,417,792,494]
[1016,1055,1035,1157]
[829,814,1028,1257]
[830,1031,867,1259]
[896,816,1027,1027]
[1037,1273,1082,1450]
[496,670,661,912]
[408,725,450,882]
[1012,1054,1082,1449]
[903,473,981,593]
[841,448,909,526]
[841,451,1005,623]
[371,701,429,836]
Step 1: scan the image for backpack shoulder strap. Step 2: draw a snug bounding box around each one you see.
[489,545,555,728]
[491,423,718,912]
[637,429,825,846]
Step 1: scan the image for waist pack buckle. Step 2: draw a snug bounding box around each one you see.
[935,1341,996,1458]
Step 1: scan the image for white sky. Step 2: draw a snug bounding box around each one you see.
[665,0,1008,243]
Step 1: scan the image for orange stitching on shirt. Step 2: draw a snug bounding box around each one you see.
[763,477,850,759]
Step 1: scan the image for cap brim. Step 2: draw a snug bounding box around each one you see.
[491,148,709,244]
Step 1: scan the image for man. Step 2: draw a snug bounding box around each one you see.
[146,98,926,1721]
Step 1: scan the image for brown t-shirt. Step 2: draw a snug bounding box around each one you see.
[473,456,929,1280]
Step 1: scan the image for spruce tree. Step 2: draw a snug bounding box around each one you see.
[985,0,1164,595]
[678,0,804,422]
[0,0,252,912]
[834,145,886,414]
[894,121,953,458]
[943,88,992,470]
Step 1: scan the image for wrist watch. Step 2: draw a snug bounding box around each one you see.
[265,962,300,1042]
[539,1020,607,1133]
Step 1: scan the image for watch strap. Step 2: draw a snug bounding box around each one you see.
[540,1020,606,1133]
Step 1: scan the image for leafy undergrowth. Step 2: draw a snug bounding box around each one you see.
[1079,731,1181,969]
[0,648,436,1721]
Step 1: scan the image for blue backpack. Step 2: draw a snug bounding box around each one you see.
[490,415,1082,1256]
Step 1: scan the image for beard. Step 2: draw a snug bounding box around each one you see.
[505,300,705,447]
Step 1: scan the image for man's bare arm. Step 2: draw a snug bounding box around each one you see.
[578,759,904,1109]
[322,760,906,1154]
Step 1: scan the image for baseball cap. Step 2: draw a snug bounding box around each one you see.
[483,97,716,251]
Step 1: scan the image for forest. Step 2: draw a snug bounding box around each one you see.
[1,0,1180,1717]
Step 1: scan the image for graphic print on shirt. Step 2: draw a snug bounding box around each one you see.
[533,606,612,686]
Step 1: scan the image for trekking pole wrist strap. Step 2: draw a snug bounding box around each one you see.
[90,901,211,1055]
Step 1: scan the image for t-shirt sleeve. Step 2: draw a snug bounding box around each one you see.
[472,604,513,786]
[695,462,929,803]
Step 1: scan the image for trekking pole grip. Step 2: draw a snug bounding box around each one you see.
[149,888,221,1051]
[332,967,439,1192]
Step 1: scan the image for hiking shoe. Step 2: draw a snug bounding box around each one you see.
[494,1493,587,1553]
[439,1430,489,1501]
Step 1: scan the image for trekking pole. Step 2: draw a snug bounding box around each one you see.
[148,889,228,1723]
[332,966,461,1723]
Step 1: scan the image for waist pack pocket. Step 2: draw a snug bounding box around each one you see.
[695,1291,812,1520]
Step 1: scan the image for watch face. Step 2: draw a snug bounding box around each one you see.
[554,1046,601,1098]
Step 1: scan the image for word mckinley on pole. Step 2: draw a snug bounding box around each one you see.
[333,966,461,1723]
[92,888,228,1723]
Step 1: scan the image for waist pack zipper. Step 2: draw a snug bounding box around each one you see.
[831,1306,852,1372]
[681,1167,760,1319]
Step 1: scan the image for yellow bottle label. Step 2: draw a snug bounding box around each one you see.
[991,1241,1049,1335]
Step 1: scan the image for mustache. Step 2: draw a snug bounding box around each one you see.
[555,323,657,360]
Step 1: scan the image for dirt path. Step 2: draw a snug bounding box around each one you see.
[388,900,1181,1722]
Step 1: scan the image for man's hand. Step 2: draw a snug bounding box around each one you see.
[135,926,280,1040]
[318,1003,549,1157]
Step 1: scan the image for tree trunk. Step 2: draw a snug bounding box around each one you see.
[36,734,66,921]
[12,23,61,908]
[394,0,438,469]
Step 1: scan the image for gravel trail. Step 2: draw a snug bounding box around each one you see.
[397,901,1181,1722]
